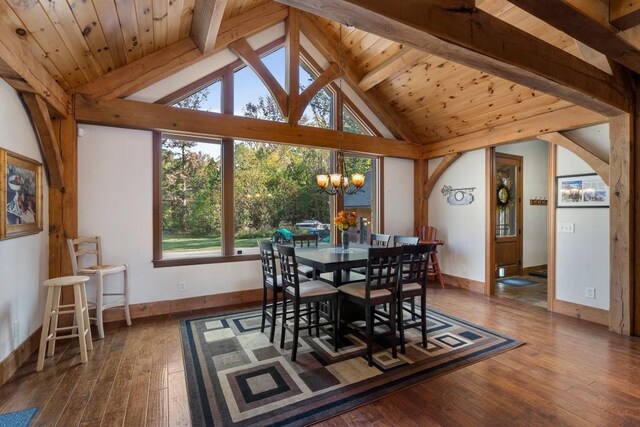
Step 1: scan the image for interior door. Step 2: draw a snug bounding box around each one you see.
[494,153,523,278]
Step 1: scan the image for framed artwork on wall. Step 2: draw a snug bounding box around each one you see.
[0,149,43,239]
[556,173,609,208]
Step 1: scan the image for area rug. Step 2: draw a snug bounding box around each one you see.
[498,277,538,286]
[0,407,38,427]
[181,307,523,426]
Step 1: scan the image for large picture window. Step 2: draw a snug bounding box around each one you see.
[153,43,383,266]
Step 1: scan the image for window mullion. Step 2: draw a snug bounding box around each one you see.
[222,67,235,256]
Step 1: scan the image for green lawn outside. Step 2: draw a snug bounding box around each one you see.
[163,234,271,252]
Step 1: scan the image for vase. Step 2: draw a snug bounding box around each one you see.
[341,230,350,251]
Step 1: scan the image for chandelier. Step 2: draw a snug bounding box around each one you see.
[315,24,365,196]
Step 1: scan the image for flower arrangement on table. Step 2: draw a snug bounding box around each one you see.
[334,210,357,231]
[334,211,357,251]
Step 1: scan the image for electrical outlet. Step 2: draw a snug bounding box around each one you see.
[558,222,575,233]
[585,287,596,299]
[12,320,19,340]
[179,281,187,292]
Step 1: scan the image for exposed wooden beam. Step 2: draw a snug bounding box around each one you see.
[228,37,289,118]
[191,0,228,53]
[359,48,425,91]
[611,0,640,31]
[286,9,301,123]
[574,41,613,75]
[299,13,424,143]
[414,159,428,230]
[0,22,68,117]
[424,153,461,199]
[74,94,420,159]
[537,131,609,185]
[609,114,634,336]
[509,0,640,76]
[297,62,339,121]
[422,106,607,158]
[21,93,64,188]
[281,0,628,116]
[75,3,289,100]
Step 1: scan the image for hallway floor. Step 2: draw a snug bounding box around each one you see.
[495,275,548,308]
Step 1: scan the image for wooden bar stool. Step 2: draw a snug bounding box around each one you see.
[37,276,93,371]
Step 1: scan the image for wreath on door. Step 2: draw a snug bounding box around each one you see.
[496,181,512,210]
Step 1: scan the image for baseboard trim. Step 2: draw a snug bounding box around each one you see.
[523,264,547,276]
[0,327,42,386]
[103,288,264,323]
[442,274,485,294]
[552,299,608,326]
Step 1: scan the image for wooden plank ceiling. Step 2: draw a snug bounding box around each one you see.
[0,0,622,146]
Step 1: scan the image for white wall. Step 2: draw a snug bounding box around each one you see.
[428,150,486,282]
[496,140,548,267]
[555,145,610,310]
[383,158,414,236]
[0,80,49,361]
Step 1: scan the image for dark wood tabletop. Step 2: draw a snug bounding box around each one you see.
[294,245,370,286]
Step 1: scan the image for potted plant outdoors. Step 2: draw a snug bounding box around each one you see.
[334,210,357,251]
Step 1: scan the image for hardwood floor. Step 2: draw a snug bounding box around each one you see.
[1,288,639,426]
[496,276,548,308]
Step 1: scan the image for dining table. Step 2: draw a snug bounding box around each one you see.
[294,245,370,286]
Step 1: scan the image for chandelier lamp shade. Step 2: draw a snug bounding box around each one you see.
[315,23,365,196]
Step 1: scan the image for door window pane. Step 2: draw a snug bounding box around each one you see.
[343,156,376,244]
[496,163,517,237]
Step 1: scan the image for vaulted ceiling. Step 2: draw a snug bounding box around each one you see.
[1,0,636,149]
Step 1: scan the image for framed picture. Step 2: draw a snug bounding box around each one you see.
[0,149,43,239]
[556,173,609,208]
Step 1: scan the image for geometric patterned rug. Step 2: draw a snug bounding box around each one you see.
[181,307,523,426]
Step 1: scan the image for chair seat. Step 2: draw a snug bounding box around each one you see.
[297,265,315,278]
[78,264,126,275]
[338,282,393,303]
[266,274,309,288]
[286,280,338,299]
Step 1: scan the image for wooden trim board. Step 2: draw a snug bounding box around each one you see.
[0,327,41,386]
[522,264,548,276]
[552,299,609,326]
[442,274,486,294]
[102,289,263,323]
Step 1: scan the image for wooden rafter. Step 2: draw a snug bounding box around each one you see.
[21,93,64,188]
[611,0,640,31]
[573,40,613,75]
[75,3,289,100]
[0,22,69,117]
[358,48,426,92]
[279,0,628,116]
[299,13,424,143]
[74,95,420,159]
[422,106,606,158]
[509,0,640,75]
[296,62,339,122]
[191,0,228,53]
[423,153,461,199]
[286,9,301,123]
[537,132,609,185]
[228,38,289,118]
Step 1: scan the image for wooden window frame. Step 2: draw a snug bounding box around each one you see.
[153,39,386,267]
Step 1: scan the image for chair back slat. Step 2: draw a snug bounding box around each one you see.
[417,226,438,241]
[67,235,103,273]
[277,245,301,298]
[402,244,434,287]
[364,246,403,298]
[258,241,277,286]
[370,233,391,247]
[393,235,420,247]
[292,234,318,248]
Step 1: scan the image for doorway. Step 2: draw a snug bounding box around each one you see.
[489,145,549,308]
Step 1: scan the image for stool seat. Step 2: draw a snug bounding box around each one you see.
[37,275,93,371]
[43,276,90,287]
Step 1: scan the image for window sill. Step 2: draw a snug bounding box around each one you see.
[152,253,261,268]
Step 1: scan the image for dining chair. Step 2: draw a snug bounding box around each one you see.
[397,244,434,353]
[67,236,131,339]
[370,233,392,247]
[417,225,445,289]
[393,235,420,246]
[258,241,309,343]
[292,234,319,278]
[277,245,339,361]
[338,246,403,366]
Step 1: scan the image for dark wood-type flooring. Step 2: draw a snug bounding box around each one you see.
[496,275,548,308]
[1,287,639,426]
